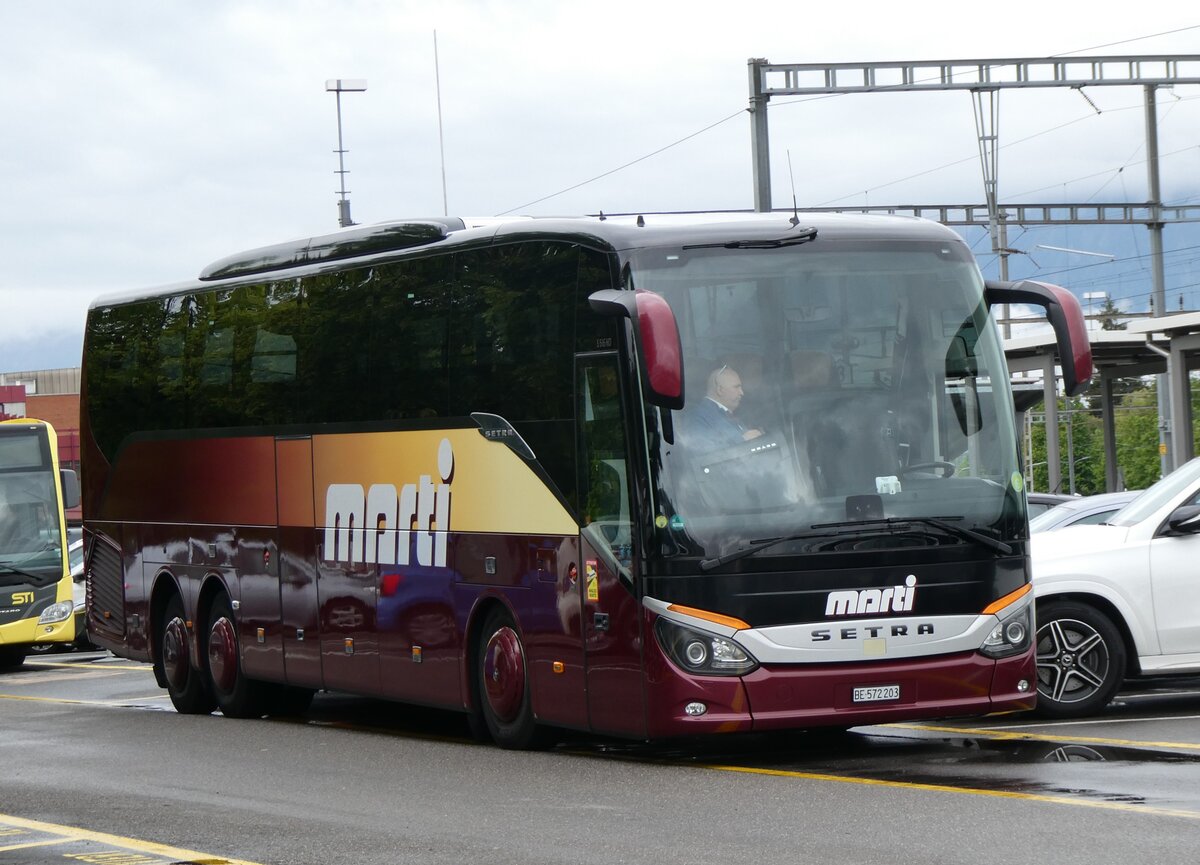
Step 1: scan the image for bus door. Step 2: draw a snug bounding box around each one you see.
[576,354,646,738]
[275,435,323,689]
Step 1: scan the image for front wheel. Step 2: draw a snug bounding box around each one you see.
[475,607,541,749]
[1034,600,1126,718]
[0,647,26,669]
[206,595,266,719]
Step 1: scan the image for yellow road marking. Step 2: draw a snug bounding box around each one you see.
[699,762,1200,820]
[888,722,1200,752]
[0,812,263,865]
[28,660,152,671]
[0,837,65,852]
[2,669,136,685]
[0,693,166,708]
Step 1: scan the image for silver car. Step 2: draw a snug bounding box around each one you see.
[1029,490,1142,533]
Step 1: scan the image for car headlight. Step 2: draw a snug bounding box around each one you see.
[654,617,758,676]
[981,605,1032,659]
[38,601,75,625]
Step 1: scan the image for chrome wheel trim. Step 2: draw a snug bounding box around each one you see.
[1035,617,1110,705]
[162,615,191,691]
[207,615,239,694]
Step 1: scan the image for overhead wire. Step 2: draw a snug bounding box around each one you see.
[492,25,1200,216]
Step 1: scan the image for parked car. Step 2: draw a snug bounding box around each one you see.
[1031,457,1200,717]
[1026,492,1075,518]
[1029,490,1143,533]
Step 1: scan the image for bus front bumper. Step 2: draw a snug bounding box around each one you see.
[644,646,1036,738]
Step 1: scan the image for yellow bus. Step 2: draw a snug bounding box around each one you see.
[0,418,82,667]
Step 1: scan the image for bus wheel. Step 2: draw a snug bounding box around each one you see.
[159,595,215,714]
[1035,600,1126,718]
[476,607,540,749]
[0,647,26,669]
[206,595,265,719]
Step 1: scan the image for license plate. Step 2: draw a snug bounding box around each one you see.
[852,684,900,703]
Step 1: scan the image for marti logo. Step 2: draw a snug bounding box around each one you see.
[323,439,454,568]
[824,575,918,617]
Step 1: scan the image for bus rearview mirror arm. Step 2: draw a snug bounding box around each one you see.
[984,279,1093,397]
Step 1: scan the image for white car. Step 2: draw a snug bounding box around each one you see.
[1031,458,1200,717]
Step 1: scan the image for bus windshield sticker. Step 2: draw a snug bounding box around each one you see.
[586,561,599,601]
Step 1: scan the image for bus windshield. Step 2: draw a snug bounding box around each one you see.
[631,238,1023,565]
[0,427,65,587]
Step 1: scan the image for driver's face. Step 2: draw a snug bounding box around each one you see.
[714,371,744,411]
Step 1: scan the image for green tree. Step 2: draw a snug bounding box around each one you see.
[1097,297,1127,331]
[1029,397,1105,494]
[1114,386,1162,490]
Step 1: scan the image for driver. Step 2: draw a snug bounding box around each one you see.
[683,365,764,451]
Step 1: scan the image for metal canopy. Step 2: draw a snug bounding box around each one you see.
[1005,312,1200,493]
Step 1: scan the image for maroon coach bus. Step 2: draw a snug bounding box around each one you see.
[80,214,1090,747]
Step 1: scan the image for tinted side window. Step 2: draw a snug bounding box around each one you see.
[370,256,452,420]
[300,267,376,424]
[452,242,579,510]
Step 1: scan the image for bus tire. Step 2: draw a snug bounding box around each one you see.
[476,607,541,749]
[159,594,215,714]
[205,595,266,719]
[0,647,26,669]
[1034,600,1126,718]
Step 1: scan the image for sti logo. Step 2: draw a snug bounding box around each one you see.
[10,591,34,605]
[323,439,454,569]
[825,575,918,617]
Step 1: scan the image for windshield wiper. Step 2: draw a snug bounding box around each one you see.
[682,226,817,251]
[699,526,836,571]
[0,562,47,583]
[698,515,1011,572]
[816,517,1013,556]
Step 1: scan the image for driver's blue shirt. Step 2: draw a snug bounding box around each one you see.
[683,398,746,451]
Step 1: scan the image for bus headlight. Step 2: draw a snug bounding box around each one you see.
[38,601,75,625]
[981,606,1032,659]
[654,618,758,676]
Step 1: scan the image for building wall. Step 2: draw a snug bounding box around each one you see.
[27,393,80,438]
[0,367,81,396]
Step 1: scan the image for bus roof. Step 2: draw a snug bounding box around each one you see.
[88,212,964,310]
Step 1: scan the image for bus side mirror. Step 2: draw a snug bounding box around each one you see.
[588,289,684,410]
[984,279,1093,396]
[60,468,81,510]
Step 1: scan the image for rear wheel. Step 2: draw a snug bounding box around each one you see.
[205,595,267,719]
[476,607,541,749]
[1035,600,1126,718]
[158,594,215,714]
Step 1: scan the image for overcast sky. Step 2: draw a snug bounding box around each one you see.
[2,1,1198,374]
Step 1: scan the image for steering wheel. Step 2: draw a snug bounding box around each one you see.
[900,461,956,478]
